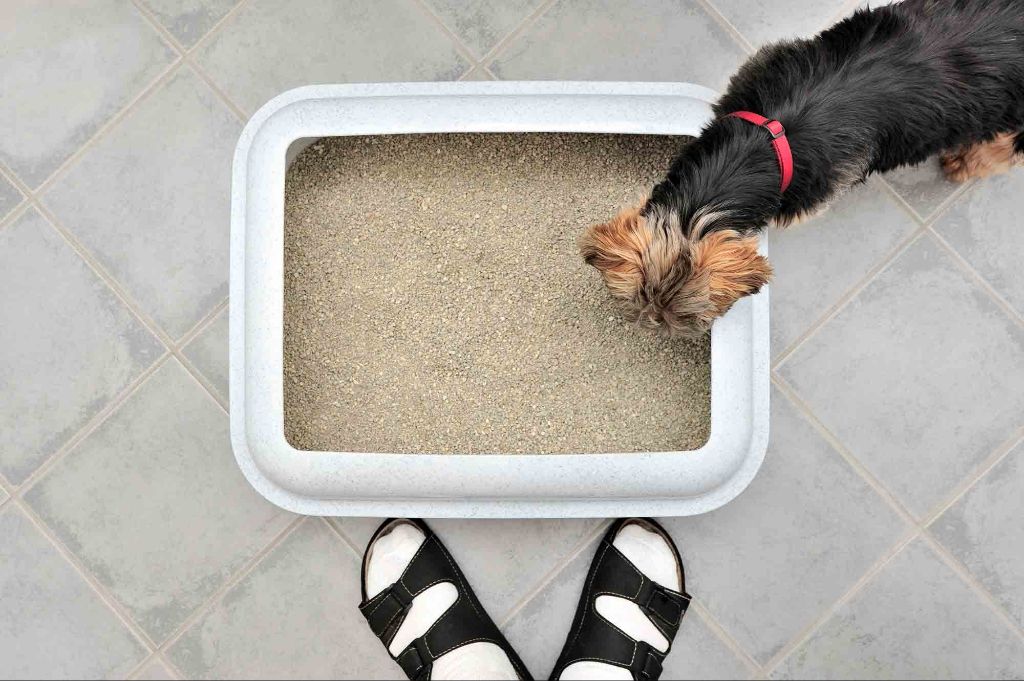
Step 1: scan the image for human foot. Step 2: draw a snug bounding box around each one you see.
[552,519,690,681]
[360,519,530,680]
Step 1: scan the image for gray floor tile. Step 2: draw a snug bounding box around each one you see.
[0,0,175,187]
[460,66,498,81]
[431,518,602,621]
[0,507,148,678]
[167,520,397,680]
[882,159,959,220]
[136,658,177,680]
[0,487,8,505]
[503,536,754,680]
[502,547,591,680]
[425,0,544,58]
[933,169,1024,315]
[780,236,1024,517]
[141,0,238,47]
[329,516,385,552]
[775,539,1024,679]
[43,68,238,340]
[660,387,906,663]
[488,0,746,89]
[932,441,1024,629]
[25,360,292,643]
[197,0,469,114]
[713,0,846,46]
[0,209,163,484]
[769,180,917,356]
[0,172,24,221]
[183,307,228,403]
[662,609,756,681]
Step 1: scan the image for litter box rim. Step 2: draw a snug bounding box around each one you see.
[230,81,769,517]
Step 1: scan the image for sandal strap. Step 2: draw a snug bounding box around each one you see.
[359,524,534,680]
[637,578,689,628]
[594,542,690,638]
[631,642,664,681]
[397,637,432,680]
[359,581,416,645]
[551,520,690,681]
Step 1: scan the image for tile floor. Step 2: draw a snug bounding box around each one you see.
[1,0,1022,679]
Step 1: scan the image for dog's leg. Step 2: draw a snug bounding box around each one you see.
[941,131,1024,183]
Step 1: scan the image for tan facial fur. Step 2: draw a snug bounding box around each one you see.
[581,206,772,336]
[579,204,653,300]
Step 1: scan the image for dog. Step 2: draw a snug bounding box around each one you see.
[581,0,1024,337]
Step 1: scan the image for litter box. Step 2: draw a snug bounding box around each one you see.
[230,81,769,518]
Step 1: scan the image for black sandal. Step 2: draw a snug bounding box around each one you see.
[550,518,691,681]
[358,518,533,680]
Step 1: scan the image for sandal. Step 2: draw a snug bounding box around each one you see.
[358,518,533,680]
[550,518,691,681]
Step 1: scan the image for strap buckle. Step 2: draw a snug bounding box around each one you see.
[641,582,690,627]
[764,119,786,139]
[632,641,664,680]
[398,637,431,680]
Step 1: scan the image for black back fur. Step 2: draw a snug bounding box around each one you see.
[647,0,1024,231]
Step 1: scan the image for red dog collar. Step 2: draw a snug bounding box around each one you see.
[728,111,794,192]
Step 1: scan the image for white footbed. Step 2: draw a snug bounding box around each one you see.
[558,522,681,681]
[363,520,681,681]
[364,522,518,679]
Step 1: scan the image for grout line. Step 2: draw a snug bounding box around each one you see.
[478,0,560,69]
[321,517,366,559]
[0,164,29,230]
[692,0,756,54]
[155,652,182,680]
[174,353,229,414]
[0,199,31,232]
[31,57,184,197]
[13,353,172,498]
[126,653,158,679]
[0,198,30,232]
[0,470,14,496]
[497,519,611,627]
[772,373,919,526]
[767,374,1024,669]
[920,429,1024,528]
[34,202,177,347]
[128,0,250,122]
[763,527,920,673]
[410,0,485,67]
[873,174,930,224]
[689,599,766,678]
[13,500,159,652]
[920,531,1024,644]
[874,172,975,227]
[926,227,1024,328]
[155,516,306,660]
[457,66,497,82]
[771,226,926,370]
[176,296,229,349]
[126,650,182,680]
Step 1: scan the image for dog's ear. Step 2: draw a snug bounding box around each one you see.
[579,204,651,300]
[689,230,772,316]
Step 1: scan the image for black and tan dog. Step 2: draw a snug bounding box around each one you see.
[582,0,1024,337]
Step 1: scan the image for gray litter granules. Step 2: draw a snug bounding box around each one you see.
[284,133,710,454]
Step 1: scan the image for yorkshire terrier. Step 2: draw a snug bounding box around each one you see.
[582,0,1024,337]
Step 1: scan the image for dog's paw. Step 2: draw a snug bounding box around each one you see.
[940,150,971,183]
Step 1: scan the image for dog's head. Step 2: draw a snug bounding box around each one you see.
[580,203,771,337]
